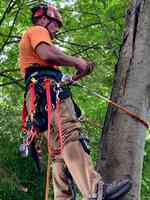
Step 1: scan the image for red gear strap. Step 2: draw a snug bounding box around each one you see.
[29,82,36,115]
[21,99,28,132]
[44,79,65,200]
[21,81,37,145]
[44,79,52,200]
[45,79,64,155]
[44,79,52,155]
[21,81,35,134]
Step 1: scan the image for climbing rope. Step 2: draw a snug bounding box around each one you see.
[44,79,65,200]
[60,74,149,129]
[74,83,149,129]
[44,79,52,200]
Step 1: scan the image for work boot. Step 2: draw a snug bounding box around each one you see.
[89,178,132,200]
[102,178,132,200]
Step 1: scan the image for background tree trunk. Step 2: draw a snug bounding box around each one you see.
[96,0,150,199]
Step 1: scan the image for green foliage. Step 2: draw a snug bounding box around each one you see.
[0,0,150,199]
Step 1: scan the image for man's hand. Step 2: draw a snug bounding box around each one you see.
[86,61,96,74]
[75,57,95,75]
[72,58,96,82]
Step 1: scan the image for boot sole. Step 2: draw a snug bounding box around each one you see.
[106,181,132,200]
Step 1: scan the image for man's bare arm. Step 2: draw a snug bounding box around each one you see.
[36,43,94,73]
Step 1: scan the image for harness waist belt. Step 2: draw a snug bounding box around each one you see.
[25,66,63,85]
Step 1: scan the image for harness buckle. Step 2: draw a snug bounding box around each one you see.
[31,77,37,84]
[56,82,62,101]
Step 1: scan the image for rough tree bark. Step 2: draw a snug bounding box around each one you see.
[96,0,150,199]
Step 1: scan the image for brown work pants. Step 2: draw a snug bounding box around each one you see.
[51,97,102,200]
[26,90,103,199]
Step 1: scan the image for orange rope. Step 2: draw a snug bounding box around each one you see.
[45,153,51,200]
[44,79,52,200]
[44,80,66,200]
[107,99,149,129]
[23,81,37,146]
[74,83,149,129]
[61,74,149,128]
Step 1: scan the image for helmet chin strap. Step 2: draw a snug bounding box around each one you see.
[45,19,52,29]
[44,21,54,40]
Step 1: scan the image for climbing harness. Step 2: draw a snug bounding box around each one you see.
[20,66,148,200]
[20,67,73,200]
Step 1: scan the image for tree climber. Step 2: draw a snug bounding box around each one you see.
[19,3,132,200]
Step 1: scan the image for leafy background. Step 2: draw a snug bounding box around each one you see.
[0,0,150,199]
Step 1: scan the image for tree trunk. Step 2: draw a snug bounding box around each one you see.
[96,0,150,199]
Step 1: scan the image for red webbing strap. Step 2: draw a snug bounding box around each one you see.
[21,81,36,134]
[44,80,66,199]
[22,81,37,145]
[21,99,28,133]
[44,79,52,200]
[29,81,36,116]
[44,79,52,155]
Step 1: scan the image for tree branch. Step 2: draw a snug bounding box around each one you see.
[0,32,21,40]
[57,22,102,36]
[0,72,24,89]
[0,2,21,53]
[0,68,19,74]
[0,79,23,87]
[0,0,16,26]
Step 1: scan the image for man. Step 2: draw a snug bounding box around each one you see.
[19,3,132,200]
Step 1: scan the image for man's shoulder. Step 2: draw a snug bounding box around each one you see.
[21,26,48,41]
[27,25,48,34]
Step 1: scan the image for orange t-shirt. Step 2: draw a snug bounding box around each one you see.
[19,25,58,77]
